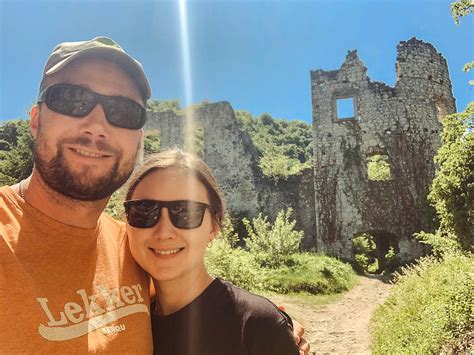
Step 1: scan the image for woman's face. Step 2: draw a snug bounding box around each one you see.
[126,167,217,282]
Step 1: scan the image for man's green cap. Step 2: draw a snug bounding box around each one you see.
[41,36,151,100]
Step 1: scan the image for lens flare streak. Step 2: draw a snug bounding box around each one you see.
[178,0,196,155]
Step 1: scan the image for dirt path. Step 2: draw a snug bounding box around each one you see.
[270,275,393,355]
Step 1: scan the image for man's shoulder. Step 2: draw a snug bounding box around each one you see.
[98,213,126,236]
[0,185,16,204]
[0,185,22,223]
[217,279,298,354]
[99,212,126,226]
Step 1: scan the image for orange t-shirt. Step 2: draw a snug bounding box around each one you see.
[0,186,152,353]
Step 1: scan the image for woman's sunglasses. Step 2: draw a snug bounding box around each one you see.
[124,199,212,229]
[37,84,146,130]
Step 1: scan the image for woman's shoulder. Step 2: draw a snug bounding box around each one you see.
[217,279,291,326]
[217,279,299,355]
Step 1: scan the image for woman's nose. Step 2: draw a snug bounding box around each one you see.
[152,208,176,239]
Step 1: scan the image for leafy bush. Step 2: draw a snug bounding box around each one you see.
[371,254,473,354]
[0,120,34,185]
[415,230,461,257]
[205,219,265,290]
[367,154,391,181]
[243,208,303,267]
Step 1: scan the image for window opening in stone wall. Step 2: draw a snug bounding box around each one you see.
[367,154,392,181]
[336,97,355,119]
[435,97,448,122]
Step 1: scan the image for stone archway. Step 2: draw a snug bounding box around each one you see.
[351,230,400,274]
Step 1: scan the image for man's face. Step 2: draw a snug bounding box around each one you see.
[31,57,144,201]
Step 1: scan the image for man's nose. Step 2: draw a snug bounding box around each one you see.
[79,103,110,138]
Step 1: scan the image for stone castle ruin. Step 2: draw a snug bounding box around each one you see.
[146,38,455,263]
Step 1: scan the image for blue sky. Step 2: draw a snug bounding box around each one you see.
[1,0,473,124]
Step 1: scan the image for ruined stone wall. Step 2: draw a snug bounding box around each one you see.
[146,103,261,217]
[143,37,453,261]
[145,103,316,245]
[310,38,455,260]
[258,169,316,249]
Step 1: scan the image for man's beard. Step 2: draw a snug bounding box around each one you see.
[34,135,138,201]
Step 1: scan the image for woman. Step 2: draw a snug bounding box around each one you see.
[124,149,300,355]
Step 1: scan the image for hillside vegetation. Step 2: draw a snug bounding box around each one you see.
[235,110,313,180]
[147,100,315,180]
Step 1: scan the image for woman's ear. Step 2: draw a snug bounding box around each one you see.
[209,222,219,243]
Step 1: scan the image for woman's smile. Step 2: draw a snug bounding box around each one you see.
[148,247,185,257]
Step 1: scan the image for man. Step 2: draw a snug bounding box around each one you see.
[0,37,308,353]
[1,37,153,353]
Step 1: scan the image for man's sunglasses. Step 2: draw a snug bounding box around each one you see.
[38,84,146,130]
[124,199,213,229]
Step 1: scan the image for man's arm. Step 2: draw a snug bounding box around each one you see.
[293,319,310,355]
[279,305,310,355]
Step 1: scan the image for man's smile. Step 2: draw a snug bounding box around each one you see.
[68,147,113,159]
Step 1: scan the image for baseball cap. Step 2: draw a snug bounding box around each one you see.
[40,36,151,100]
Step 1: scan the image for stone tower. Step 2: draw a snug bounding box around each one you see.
[310,38,456,261]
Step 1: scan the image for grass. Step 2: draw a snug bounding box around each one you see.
[205,241,357,296]
[258,288,349,307]
[370,253,473,354]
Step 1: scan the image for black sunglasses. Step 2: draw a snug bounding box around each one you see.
[124,199,213,229]
[37,84,146,130]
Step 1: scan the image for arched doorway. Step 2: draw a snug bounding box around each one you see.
[351,230,400,274]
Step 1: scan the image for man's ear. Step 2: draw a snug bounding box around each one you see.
[29,105,40,139]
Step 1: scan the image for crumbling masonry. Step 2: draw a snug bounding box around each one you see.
[146,38,455,262]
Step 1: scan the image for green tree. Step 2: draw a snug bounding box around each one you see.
[0,120,34,185]
[450,0,473,24]
[418,2,474,253]
[451,1,474,82]
[424,104,474,252]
